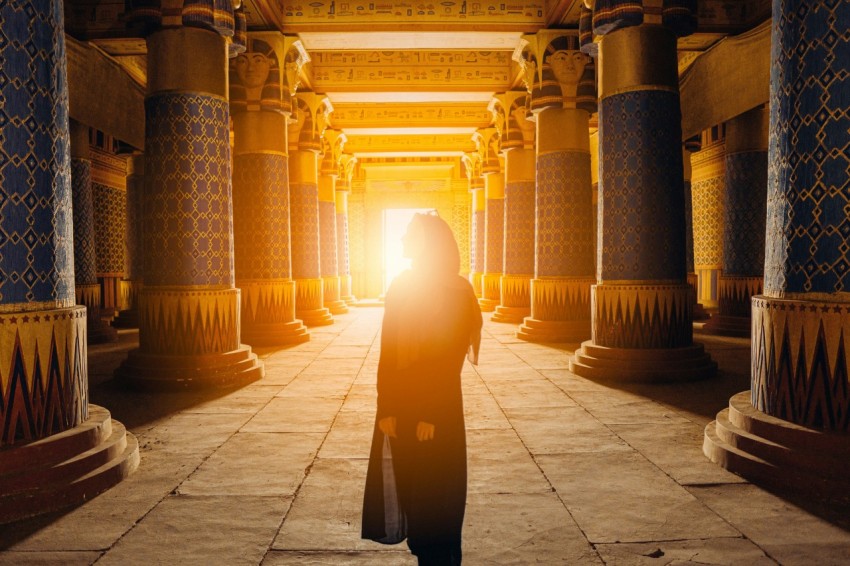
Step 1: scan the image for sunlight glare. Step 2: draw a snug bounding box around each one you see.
[383,208,431,293]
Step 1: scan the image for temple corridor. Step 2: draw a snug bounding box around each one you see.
[1,308,848,564]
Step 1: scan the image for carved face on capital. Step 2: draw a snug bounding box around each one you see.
[235,51,271,89]
[548,50,589,89]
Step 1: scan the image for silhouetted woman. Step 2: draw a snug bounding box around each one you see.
[362,212,483,566]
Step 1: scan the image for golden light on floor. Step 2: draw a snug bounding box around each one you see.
[382,208,431,293]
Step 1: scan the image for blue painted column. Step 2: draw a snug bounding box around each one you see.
[570,0,716,381]
[518,32,597,343]
[230,36,308,346]
[113,153,144,328]
[289,93,333,326]
[0,0,137,523]
[318,138,347,315]
[682,136,710,321]
[492,93,535,324]
[115,10,263,388]
[704,1,850,500]
[336,154,356,304]
[69,122,117,344]
[476,128,503,312]
[703,107,768,336]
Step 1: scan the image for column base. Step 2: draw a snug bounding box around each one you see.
[570,341,717,382]
[323,276,349,315]
[693,303,711,321]
[479,273,501,312]
[297,308,334,327]
[242,320,310,347]
[700,314,751,338]
[0,405,140,525]
[470,272,483,298]
[517,318,590,343]
[704,391,850,505]
[88,308,118,344]
[115,345,264,391]
[491,306,530,324]
[112,309,139,329]
[295,277,334,326]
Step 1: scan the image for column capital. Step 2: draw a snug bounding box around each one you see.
[337,153,357,192]
[230,33,307,116]
[490,91,534,151]
[472,127,501,175]
[289,92,332,152]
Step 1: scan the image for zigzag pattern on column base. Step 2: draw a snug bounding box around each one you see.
[491,305,530,324]
[688,272,711,321]
[115,345,264,391]
[242,320,310,347]
[570,341,717,382]
[517,317,590,343]
[340,275,357,305]
[0,405,139,525]
[704,391,850,505]
[719,276,763,319]
[323,276,349,315]
[700,314,751,338]
[593,284,694,349]
[479,273,501,312]
[297,307,334,327]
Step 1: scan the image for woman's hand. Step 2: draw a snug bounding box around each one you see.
[378,416,397,438]
[416,421,435,441]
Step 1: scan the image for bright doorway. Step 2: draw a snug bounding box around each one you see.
[382,208,432,294]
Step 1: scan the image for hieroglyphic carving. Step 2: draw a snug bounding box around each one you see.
[330,104,492,128]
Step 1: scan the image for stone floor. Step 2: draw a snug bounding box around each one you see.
[1,307,849,565]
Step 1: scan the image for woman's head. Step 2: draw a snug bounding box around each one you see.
[402,212,460,276]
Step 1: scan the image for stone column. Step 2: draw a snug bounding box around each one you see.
[90,146,127,321]
[475,128,503,312]
[705,0,850,501]
[113,153,144,328]
[683,137,710,321]
[115,19,263,389]
[0,0,137,524]
[319,130,347,315]
[337,154,356,304]
[492,92,535,324]
[230,35,309,346]
[517,32,596,342]
[570,1,716,381]
[463,152,485,297]
[289,93,334,326]
[691,137,726,311]
[703,107,768,337]
[70,121,118,344]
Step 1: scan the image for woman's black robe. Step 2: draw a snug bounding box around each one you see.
[362,270,482,550]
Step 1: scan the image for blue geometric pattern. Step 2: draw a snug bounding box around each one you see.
[144,93,234,287]
[592,0,697,37]
[503,180,535,275]
[290,182,321,279]
[471,209,484,272]
[765,0,850,295]
[599,90,686,281]
[71,159,98,286]
[0,0,74,306]
[232,153,291,279]
[92,182,126,275]
[319,200,338,276]
[536,151,594,277]
[724,152,767,277]
[484,198,504,274]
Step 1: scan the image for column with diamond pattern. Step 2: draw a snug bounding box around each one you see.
[319,129,347,315]
[463,152,485,298]
[517,32,597,342]
[289,92,334,326]
[703,107,768,337]
[114,153,144,328]
[230,35,309,346]
[704,0,850,502]
[69,121,118,344]
[115,14,263,388]
[0,0,138,523]
[492,92,535,324]
[569,0,716,381]
[337,154,357,304]
[475,128,503,312]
